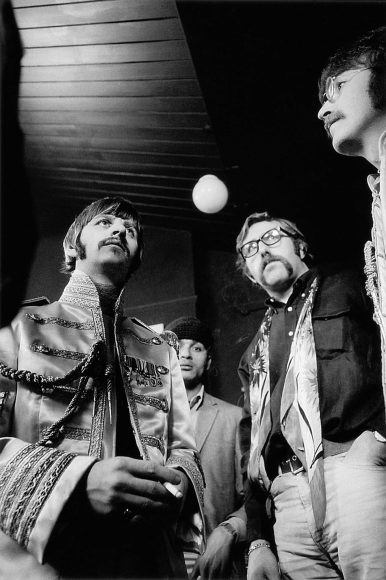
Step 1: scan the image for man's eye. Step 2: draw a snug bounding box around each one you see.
[337,81,346,91]
[96,218,110,226]
[126,227,136,237]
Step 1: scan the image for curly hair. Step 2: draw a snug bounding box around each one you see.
[62,196,143,276]
[318,26,386,109]
[235,211,311,280]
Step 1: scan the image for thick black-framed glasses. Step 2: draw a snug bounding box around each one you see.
[239,227,293,260]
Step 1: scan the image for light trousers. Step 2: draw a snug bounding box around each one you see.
[271,431,386,580]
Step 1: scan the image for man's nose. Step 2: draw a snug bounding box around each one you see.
[317,100,332,121]
[111,219,126,236]
[180,348,192,359]
[259,245,270,258]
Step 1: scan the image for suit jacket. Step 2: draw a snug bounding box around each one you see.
[195,392,244,535]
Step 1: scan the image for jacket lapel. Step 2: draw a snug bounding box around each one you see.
[195,394,218,451]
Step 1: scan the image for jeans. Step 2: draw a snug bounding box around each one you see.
[270,431,386,579]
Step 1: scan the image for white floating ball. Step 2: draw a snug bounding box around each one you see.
[192,174,228,214]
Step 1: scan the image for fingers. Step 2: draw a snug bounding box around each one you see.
[87,457,184,519]
[116,456,181,485]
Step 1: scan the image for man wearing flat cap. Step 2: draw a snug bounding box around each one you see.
[166,317,246,579]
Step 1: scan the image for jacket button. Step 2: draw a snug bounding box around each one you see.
[156,365,169,375]
[152,337,162,345]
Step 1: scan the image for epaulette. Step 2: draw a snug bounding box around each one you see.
[160,330,180,357]
[131,318,179,355]
[22,296,50,307]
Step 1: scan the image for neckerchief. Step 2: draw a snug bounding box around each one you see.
[248,276,326,531]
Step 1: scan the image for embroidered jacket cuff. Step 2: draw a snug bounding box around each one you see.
[0,438,97,564]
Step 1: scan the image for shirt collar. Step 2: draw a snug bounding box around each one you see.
[189,384,205,411]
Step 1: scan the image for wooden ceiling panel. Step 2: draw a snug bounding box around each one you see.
[20,61,196,82]
[21,19,182,48]
[20,41,190,66]
[19,79,201,97]
[25,145,221,170]
[19,96,205,113]
[24,135,219,156]
[13,0,226,235]
[14,0,176,27]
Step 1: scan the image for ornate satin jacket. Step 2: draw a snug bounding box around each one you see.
[367,130,386,411]
[0,271,204,578]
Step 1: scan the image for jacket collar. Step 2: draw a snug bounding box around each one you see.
[59,270,126,311]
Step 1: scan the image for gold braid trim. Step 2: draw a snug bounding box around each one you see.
[0,340,104,447]
[0,443,76,548]
[167,453,205,506]
[0,340,104,389]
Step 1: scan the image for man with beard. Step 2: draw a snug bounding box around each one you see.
[0,196,204,579]
[166,317,246,579]
[237,212,385,579]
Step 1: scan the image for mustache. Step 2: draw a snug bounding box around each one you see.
[99,237,128,254]
[261,255,282,270]
[323,112,344,138]
[260,254,294,280]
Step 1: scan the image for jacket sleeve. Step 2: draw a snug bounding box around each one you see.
[238,341,272,543]
[164,345,205,552]
[0,319,98,564]
[223,411,248,541]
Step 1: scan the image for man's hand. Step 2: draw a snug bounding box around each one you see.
[345,430,386,466]
[191,525,234,579]
[86,456,184,520]
[247,547,281,580]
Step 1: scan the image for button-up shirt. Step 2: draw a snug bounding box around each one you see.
[264,270,315,476]
[240,266,385,480]
[239,265,385,541]
[189,384,205,432]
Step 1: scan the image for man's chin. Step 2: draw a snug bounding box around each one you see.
[262,262,290,284]
[262,271,294,293]
[331,132,360,156]
[184,377,201,389]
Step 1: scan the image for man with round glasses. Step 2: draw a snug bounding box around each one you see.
[318,27,386,406]
[236,211,385,579]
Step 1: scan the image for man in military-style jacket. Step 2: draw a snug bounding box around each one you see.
[0,196,205,579]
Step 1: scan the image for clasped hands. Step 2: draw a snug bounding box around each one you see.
[86,456,188,521]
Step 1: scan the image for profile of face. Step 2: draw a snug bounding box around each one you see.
[241,220,308,297]
[178,338,211,390]
[68,213,139,283]
[317,68,386,157]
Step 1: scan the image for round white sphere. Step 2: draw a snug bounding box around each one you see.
[192,174,228,214]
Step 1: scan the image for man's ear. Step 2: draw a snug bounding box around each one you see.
[66,247,77,258]
[299,242,306,260]
[205,355,212,372]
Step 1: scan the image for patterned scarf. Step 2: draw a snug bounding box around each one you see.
[248,276,326,531]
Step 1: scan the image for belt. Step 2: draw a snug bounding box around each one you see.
[278,454,304,475]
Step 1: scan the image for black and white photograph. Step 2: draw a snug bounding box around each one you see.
[0,0,385,578]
